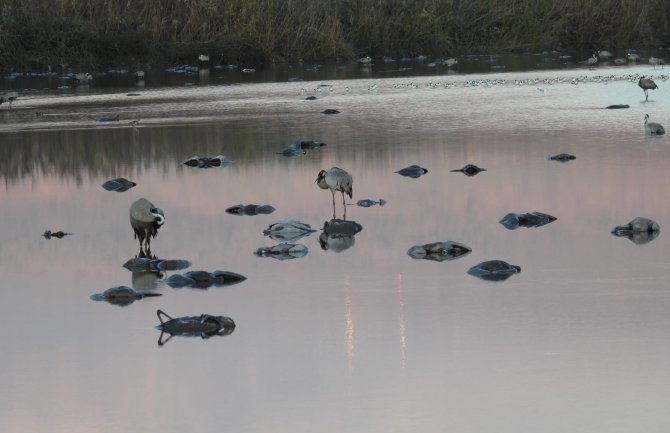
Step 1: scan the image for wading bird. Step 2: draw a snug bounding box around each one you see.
[644,114,665,135]
[649,56,665,69]
[130,198,165,251]
[638,76,658,101]
[0,91,18,109]
[587,52,598,66]
[316,167,353,219]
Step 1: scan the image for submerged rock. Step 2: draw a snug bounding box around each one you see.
[499,212,557,230]
[547,153,576,162]
[90,286,161,306]
[467,260,521,281]
[123,257,192,273]
[156,309,235,346]
[226,204,275,216]
[166,270,247,289]
[322,109,340,114]
[254,243,309,260]
[407,241,472,262]
[355,199,387,207]
[450,164,486,176]
[102,177,136,192]
[42,230,71,239]
[611,217,660,245]
[395,165,428,178]
[183,155,232,168]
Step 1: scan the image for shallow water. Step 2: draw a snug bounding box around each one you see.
[1,63,670,433]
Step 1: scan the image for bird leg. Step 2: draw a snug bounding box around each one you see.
[331,190,336,219]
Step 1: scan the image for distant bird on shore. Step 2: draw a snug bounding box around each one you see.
[587,52,598,66]
[638,76,658,101]
[644,114,665,135]
[0,91,18,109]
[649,56,665,69]
[316,167,353,218]
[627,52,640,62]
[73,72,92,85]
[597,50,613,60]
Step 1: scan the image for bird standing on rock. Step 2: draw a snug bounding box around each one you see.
[638,76,658,101]
[316,167,353,219]
[130,198,165,252]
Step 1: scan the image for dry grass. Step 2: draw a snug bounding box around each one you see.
[1,0,668,70]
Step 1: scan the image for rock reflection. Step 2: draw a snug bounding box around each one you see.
[182,154,232,168]
[42,230,71,239]
[166,270,247,289]
[319,219,363,253]
[254,243,308,260]
[156,309,235,346]
[407,241,472,262]
[467,260,521,281]
[226,204,275,216]
[263,219,316,242]
[90,286,162,307]
[499,212,557,230]
[450,164,487,176]
[610,217,660,245]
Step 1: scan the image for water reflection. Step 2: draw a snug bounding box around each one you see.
[467,260,522,281]
[165,270,247,289]
[254,243,309,260]
[318,219,363,253]
[499,212,557,230]
[90,285,162,307]
[155,310,236,346]
[406,241,472,262]
[263,220,316,243]
[225,204,275,216]
[41,230,71,239]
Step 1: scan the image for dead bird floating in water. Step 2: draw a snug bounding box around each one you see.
[547,153,576,162]
[102,178,136,192]
[407,241,471,262]
[182,155,232,168]
[395,165,428,178]
[611,217,660,245]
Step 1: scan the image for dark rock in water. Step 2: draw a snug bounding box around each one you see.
[90,286,161,306]
[407,241,472,262]
[183,155,232,168]
[98,114,120,122]
[450,164,486,176]
[254,243,309,260]
[305,96,317,100]
[102,177,136,192]
[322,109,340,114]
[42,230,71,239]
[548,153,576,162]
[467,260,521,281]
[395,165,428,178]
[611,217,660,245]
[166,270,247,289]
[605,104,629,109]
[499,212,557,230]
[156,309,235,345]
[263,219,316,242]
[296,139,326,149]
[355,199,385,207]
[123,257,191,273]
[226,204,275,216]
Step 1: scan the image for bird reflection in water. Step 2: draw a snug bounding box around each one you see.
[123,254,192,291]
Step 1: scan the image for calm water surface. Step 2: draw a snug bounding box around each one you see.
[1,64,670,433]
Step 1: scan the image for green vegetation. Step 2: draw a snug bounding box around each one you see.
[1,0,668,71]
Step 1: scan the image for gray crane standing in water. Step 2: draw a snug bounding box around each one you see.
[639,76,658,101]
[644,114,665,135]
[0,91,19,109]
[316,167,353,219]
[130,198,165,252]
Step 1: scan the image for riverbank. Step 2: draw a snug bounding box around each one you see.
[1,0,669,72]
